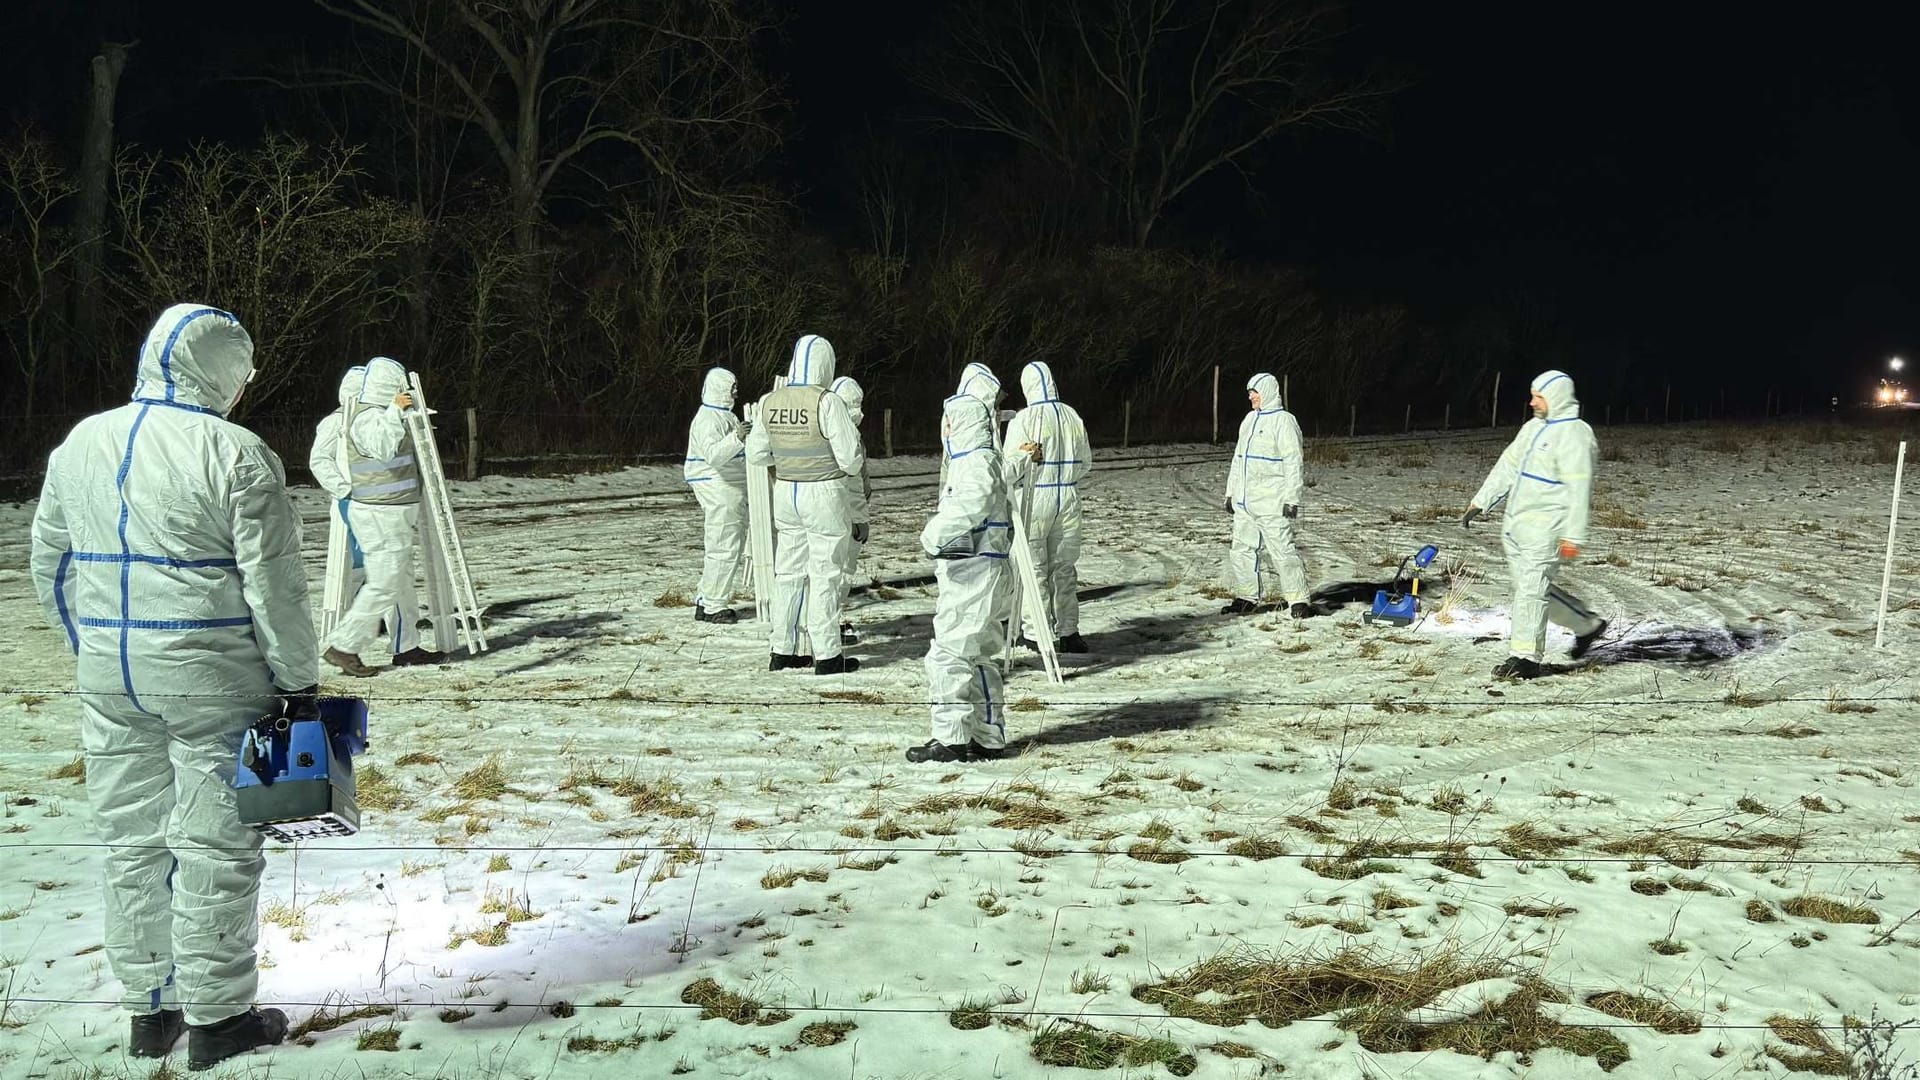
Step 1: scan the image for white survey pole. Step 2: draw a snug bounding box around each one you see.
[1874,441,1907,649]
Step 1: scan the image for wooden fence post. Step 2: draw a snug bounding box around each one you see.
[1664,383,1672,422]
[1490,371,1501,428]
[883,408,893,458]
[1212,365,1220,444]
[465,407,478,481]
[1123,400,1131,448]
[1444,402,1451,430]
[1403,403,1411,433]
[1349,404,1356,437]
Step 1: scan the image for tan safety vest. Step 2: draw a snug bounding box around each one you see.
[762,384,844,482]
[344,402,422,505]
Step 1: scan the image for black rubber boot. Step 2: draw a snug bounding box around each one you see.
[906,739,972,763]
[1017,636,1039,651]
[1055,633,1088,654]
[814,655,860,675]
[695,607,739,625]
[969,742,1013,761]
[390,647,448,667]
[769,653,814,671]
[1220,598,1257,616]
[187,1008,288,1072]
[130,1009,185,1058]
[1569,619,1610,659]
[1289,602,1312,620]
[839,622,858,645]
[1492,656,1544,680]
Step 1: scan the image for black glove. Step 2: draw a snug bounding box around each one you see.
[852,522,869,544]
[737,418,753,438]
[1223,497,1234,515]
[274,685,321,722]
[1463,506,1483,529]
[1283,504,1300,520]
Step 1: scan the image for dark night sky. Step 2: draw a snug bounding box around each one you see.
[6,1,1915,393]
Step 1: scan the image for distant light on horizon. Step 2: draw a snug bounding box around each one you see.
[1892,356,1905,371]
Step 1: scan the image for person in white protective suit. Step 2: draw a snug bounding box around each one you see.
[1467,369,1608,679]
[828,375,872,645]
[684,367,748,624]
[310,367,368,608]
[1223,373,1313,618]
[910,384,1039,762]
[322,357,443,675]
[1003,361,1092,653]
[30,304,310,1069]
[745,334,866,674]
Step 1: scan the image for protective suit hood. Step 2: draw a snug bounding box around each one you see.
[338,366,366,409]
[1020,361,1062,405]
[358,356,409,406]
[788,334,836,387]
[944,395,994,459]
[1247,372,1282,411]
[132,304,253,415]
[959,363,1002,408]
[1532,370,1579,420]
[830,375,865,425]
[702,367,737,409]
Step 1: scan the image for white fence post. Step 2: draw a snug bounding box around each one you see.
[1875,441,1908,649]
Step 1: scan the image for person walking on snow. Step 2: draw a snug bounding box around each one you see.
[311,366,368,611]
[1003,361,1092,653]
[829,375,872,644]
[911,381,1040,763]
[1466,369,1608,679]
[30,304,309,1069]
[1224,372,1312,618]
[684,367,749,623]
[322,356,443,676]
[746,334,866,674]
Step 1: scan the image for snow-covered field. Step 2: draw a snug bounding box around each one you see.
[2,422,1917,1080]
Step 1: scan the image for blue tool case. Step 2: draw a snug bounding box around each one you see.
[234,697,369,842]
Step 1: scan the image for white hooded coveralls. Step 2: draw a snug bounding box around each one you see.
[30,304,319,1026]
[1471,370,1602,661]
[685,367,748,616]
[326,357,423,657]
[1225,373,1310,605]
[829,375,872,606]
[922,390,1014,749]
[745,335,865,660]
[311,366,367,593]
[1003,361,1091,637]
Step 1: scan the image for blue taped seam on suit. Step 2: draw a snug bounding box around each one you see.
[80,616,253,631]
[115,404,153,713]
[154,307,231,403]
[54,551,77,652]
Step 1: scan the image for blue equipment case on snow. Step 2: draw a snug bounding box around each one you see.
[1365,544,1439,627]
[234,697,369,842]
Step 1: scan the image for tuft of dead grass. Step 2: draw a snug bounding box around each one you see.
[1763,1014,1850,1076]
[1131,945,1501,1030]
[451,757,509,802]
[1745,899,1778,923]
[355,762,412,812]
[760,864,831,890]
[1226,836,1287,861]
[1348,981,1630,1072]
[48,757,85,782]
[680,977,791,1026]
[1585,991,1701,1035]
[1780,894,1879,925]
[652,588,693,608]
[1030,1022,1194,1074]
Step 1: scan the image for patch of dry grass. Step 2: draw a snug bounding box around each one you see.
[1348,982,1629,1071]
[1226,836,1287,861]
[355,762,411,812]
[48,757,85,782]
[450,757,509,801]
[1780,894,1879,925]
[652,588,694,608]
[1030,1022,1194,1074]
[1763,1014,1850,1076]
[1585,992,1701,1035]
[680,977,791,1026]
[760,864,831,890]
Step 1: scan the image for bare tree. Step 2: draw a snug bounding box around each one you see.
[113,136,425,409]
[0,131,86,419]
[311,0,783,253]
[916,0,1391,247]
